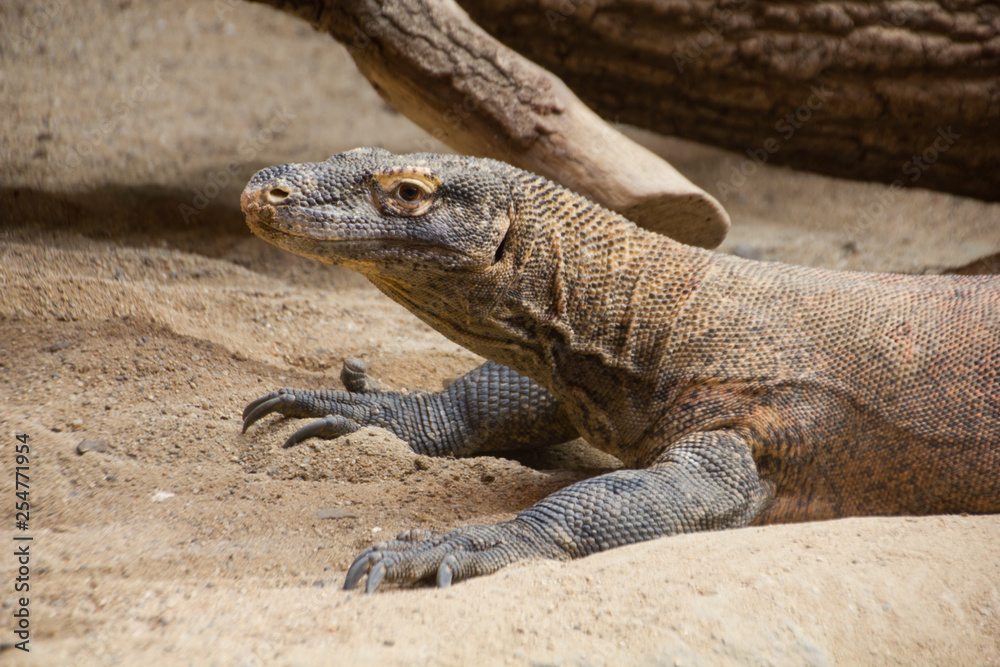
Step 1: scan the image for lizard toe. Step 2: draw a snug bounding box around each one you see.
[242,391,279,421]
[242,392,295,431]
[365,561,388,594]
[344,547,383,591]
[395,528,439,543]
[340,356,380,393]
[283,414,360,448]
[436,554,459,588]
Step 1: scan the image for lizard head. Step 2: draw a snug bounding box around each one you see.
[241,147,518,280]
[242,148,644,373]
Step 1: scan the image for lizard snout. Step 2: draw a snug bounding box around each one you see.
[240,185,260,214]
[240,184,283,216]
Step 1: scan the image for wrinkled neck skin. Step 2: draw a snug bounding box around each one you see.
[366,174,710,459]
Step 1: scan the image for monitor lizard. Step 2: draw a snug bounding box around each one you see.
[240,147,999,593]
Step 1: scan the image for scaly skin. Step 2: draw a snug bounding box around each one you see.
[240,148,1000,593]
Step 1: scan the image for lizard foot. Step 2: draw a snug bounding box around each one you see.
[241,389,368,448]
[343,521,551,593]
[242,358,387,448]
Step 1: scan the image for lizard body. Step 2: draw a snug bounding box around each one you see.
[241,148,999,592]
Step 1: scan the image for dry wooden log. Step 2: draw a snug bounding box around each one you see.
[460,0,1000,203]
[249,0,731,247]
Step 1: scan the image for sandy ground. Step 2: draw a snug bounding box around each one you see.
[2,1,999,665]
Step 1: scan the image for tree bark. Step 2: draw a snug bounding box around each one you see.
[460,0,1000,202]
[249,0,731,247]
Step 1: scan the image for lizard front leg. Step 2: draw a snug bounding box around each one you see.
[242,359,579,456]
[344,430,774,592]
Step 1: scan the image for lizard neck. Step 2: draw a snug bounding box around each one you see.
[479,184,715,457]
[451,175,710,395]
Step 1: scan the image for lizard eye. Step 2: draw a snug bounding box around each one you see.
[391,179,431,209]
[397,182,424,202]
[375,172,438,215]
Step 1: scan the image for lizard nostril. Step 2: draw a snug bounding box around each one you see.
[267,187,290,203]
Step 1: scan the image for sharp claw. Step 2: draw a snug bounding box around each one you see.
[241,392,270,421]
[343,548,379,590]
[242,395,290,432]
[282,418,326,448]
[365,561,387,594]
[282,414,358,448]
[437,554,458,588]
